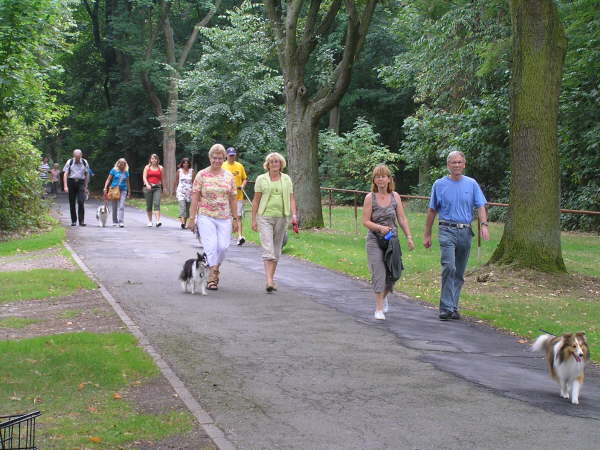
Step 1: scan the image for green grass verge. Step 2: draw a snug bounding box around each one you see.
[0,226,65,256]
[140,198,600,359]
[0,332,193,447]
[0,269,97,304]
[0,317,41,329]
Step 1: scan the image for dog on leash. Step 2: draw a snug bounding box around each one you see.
[96,204,109,227]
[531,332,590,404]
[179,252,208,295]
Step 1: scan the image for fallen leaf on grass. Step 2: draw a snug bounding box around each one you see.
[112,392,122,399]
[517,339,528,344]
[10,394,21,401]
[88,406,98,413]
[89,436,102,443]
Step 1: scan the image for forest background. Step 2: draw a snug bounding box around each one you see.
[1,0,599,232]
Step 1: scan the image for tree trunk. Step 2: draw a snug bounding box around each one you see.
[161,78,178,195]
[328,105,340,134]
[286,97,323,227]
[489,0,566,272]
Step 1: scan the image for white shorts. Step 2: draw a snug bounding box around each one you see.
[237,200,244,217]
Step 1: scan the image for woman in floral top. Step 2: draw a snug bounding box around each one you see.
[187,144,239,290]
[174,157,194,229]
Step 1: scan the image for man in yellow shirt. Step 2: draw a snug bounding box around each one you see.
[222,147,248,245]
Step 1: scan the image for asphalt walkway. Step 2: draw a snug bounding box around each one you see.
[57,195,600,449]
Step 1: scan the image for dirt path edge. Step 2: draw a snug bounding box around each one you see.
[63,241,236,450]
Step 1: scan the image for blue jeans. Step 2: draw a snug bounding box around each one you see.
[438,226,472,313]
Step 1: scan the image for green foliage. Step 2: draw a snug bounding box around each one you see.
[401,92,510,201]
[0,0,73,230]
[0,123,48,231]
[179,2,284,177]
[0,0,73,130]
[320,117,401,195]
[558,0,600,231]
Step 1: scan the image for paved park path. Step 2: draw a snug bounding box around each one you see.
[56,195,600,449]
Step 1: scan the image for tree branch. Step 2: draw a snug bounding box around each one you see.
[178,0,223,70]
[312,0,378,116]
[140,12,164,118]
[264,0,287,74]
[299,0,342,62]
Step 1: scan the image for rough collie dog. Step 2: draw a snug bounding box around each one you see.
[179,252,208,295]
[96,204,109,227]
[531,332,590,404]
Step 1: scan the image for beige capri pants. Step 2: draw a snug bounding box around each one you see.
[257,215,289,260]
[366,232,395,293]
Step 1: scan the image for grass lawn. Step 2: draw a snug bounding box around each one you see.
[0,317,41,329]
[142,197,600,360]
[0,269,97,303]
[0,226,65,256]
[0,332,193,447]
[0,224,201,447]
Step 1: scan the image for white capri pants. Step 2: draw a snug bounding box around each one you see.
[257,215,289,261]
[197,214,232,267]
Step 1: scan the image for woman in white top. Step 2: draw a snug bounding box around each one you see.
[174,157,194,229]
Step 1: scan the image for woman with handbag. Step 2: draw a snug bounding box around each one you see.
[362,164,414,320]
[142,153,164,227]
[103,158,131,227]
[251,152,298,293]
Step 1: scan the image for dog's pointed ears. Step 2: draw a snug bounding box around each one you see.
[576,332,587,339]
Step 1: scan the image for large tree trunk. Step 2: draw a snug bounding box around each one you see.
[489,0,566,272]
[161,77,178,195]
[286,96,323,227]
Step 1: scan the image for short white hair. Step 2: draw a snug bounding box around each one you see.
[73,149,82,156]
[447,150,465,163]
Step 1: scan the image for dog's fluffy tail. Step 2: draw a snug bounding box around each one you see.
[531,334,552,353]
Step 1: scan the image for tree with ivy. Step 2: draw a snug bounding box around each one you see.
[489,0,567,271]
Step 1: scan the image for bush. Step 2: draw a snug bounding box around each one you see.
[0,123,47,232]
[319,117,401,202]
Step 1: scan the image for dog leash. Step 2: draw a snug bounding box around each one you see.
[538,328,556,336]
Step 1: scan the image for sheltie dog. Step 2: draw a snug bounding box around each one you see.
[531,332,590,404]
[179,252,208,295]
[96,204,109,227]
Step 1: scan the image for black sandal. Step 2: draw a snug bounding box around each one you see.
[207,281,218,290]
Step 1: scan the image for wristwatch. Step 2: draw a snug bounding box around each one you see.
[480,222,488,226]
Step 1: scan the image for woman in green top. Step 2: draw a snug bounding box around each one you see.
[251,152,298,292]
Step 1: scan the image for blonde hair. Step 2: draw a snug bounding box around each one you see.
[263,152,287,171]
[370,164,395,193]
[114,158,129,171]
[208,144,226,160]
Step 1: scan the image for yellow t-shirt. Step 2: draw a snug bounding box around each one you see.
[222,161,247,200]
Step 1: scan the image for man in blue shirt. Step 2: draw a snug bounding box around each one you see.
[423,151,490,320]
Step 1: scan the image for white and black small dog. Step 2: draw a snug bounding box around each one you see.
[179,252,208,295]
[96,204,109,227]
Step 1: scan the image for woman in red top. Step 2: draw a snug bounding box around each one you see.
[142,153,164,227]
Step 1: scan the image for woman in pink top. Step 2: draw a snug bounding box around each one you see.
[142,153,164,227]
[187,144,239,290]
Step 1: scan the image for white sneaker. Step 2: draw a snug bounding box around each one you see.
[156,221,162,228]
[119,223,125,228]
[147,222,153,227]
[237,236,245,246]
[374,310,386,320]
[383,295,389,313]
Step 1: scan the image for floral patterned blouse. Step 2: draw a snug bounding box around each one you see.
[176,168,193,202]
[192,168,236,219]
